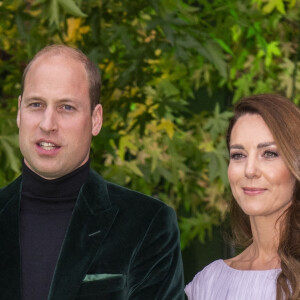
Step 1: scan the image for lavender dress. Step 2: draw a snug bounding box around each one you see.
[185,259,281,300]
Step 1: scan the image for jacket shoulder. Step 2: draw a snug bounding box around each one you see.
[0,176,22,208]
[89,169,172,217]
[106,179,168,211]
[0,176,22,193]
[89,168,167,208]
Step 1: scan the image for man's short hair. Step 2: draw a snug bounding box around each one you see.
[21,44,101,112]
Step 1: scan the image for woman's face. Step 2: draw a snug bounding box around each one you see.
[228,113,296,218]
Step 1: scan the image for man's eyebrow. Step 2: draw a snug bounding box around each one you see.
[22,97,79,104]
[23,96,42,101]
[56,99,82,107]
[22,95,45,102]
[57,99,79,104]
[229,141,276,150]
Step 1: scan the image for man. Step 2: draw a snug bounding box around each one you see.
[0,45,184,299]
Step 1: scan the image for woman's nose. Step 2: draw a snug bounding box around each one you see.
[245,156,261,179]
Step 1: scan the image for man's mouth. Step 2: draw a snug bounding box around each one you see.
[38,142,59,151]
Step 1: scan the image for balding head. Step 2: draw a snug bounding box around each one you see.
[21,45,101,112]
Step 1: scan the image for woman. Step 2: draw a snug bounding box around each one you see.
[185,94,300,299]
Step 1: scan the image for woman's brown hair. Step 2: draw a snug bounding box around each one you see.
[226,94,300,300]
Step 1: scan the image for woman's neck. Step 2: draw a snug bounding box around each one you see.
[226,214,285,270]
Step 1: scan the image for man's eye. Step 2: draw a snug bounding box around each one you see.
[230,153,245,160]
[30,103,41,108]
[62,105,74,111]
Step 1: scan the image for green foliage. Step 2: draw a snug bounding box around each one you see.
[0,112,21,185]
[0,0,300,248]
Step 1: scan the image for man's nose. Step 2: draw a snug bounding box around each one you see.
[245,156,261,179]
[39,108,58,133]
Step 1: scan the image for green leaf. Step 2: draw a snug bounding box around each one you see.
[15,11,27,40]
[213,38,234,56]
[124,161,144,177]
[262,0,286,14]
[158,79,179,97]
[1,134,19,148]
[203,104,233,142]
[268,41,281,56]
[49,0,60,27]
[58,0,87,17]
[0,136,20,174]
[32,0,47,5]
[201,41,228,79]
[179,212,218,248]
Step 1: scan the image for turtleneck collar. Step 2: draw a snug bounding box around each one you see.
[22,160,90,200]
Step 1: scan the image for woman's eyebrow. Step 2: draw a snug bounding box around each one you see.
[229,141,276,150]
[257,141,276,148]
[229,144,244,150]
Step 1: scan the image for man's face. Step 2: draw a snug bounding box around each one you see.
[17,54,102,179]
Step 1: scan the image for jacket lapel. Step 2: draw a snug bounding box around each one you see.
[48,170,119,300]
[0,177,22,300]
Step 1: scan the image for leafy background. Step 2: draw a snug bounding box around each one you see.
[1,0,300,282]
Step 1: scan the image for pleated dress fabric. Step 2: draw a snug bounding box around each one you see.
[185,259,281,300]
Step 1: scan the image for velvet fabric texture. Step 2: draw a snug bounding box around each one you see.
[0,169,184,299]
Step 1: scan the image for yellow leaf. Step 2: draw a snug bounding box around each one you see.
[155,49,162,56]
[65,18,81,42]
[105,61,115,74]
[198,141,214,152]
[129,103,147,118]
[148,103,159,115]
[3,39,10,51]
[288,0,296,8]
[27,9,42,17]
[146,59,160,65]
[157,118,175,139]
[111,88,122,101]
[137,151,150,164]
[130,87,139,97]
[65,17,90,43]
[118,135,138,160]
[5,0,21,10]
[145,97,154,106]
[80,26,90,34]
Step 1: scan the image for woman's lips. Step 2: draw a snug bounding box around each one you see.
[242,187,266,196]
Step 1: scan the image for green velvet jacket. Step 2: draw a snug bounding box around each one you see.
[0,169,184,300]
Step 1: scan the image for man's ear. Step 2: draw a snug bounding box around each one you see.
[91,104,103,136]
[16,96,22,128]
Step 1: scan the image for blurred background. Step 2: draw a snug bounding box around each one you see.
[0,0,300,284]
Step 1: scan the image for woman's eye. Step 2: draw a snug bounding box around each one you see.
[263,150,278,158]
[230,153,245,160]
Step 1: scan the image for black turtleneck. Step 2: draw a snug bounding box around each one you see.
[20,161,90,300]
